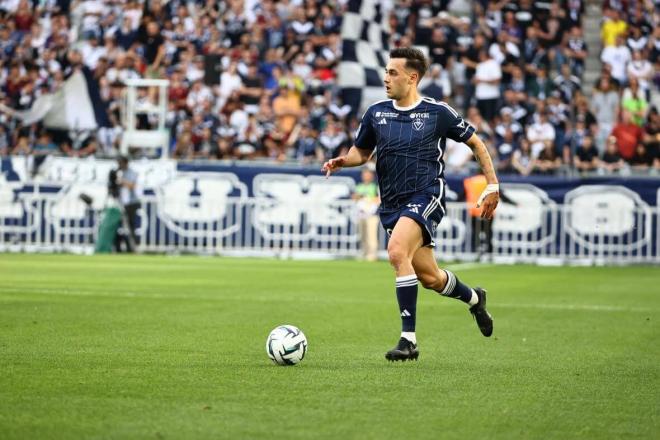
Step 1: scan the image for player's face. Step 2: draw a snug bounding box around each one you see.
[384,58,416,100]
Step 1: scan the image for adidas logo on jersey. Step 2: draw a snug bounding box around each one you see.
[378,118,387,125]
[406,203,422,214]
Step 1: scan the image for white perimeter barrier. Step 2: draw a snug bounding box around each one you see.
[1,183,658,265]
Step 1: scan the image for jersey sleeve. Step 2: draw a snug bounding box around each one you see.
[354,107,377,151]
[441,104,476,143]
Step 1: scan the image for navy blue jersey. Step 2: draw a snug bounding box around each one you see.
[354,97,475,210]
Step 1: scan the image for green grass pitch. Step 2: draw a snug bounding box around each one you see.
[0,254,658,439]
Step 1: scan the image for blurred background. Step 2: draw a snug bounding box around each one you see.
[0,0,658,264]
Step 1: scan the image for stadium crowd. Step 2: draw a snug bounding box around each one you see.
[0,0,658,175]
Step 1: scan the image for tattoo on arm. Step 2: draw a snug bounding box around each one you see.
[467,135,498,184]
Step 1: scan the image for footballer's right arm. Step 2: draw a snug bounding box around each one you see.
[324,105,377,177]
[322,146,372,177]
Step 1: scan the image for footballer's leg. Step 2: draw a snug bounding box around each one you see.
[385,216,423,361]
[413,247,493,337]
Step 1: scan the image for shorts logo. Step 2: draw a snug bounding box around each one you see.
[407,203,423,214]
[412,119,424,131]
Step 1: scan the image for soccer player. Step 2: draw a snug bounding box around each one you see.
[322,48,500,362]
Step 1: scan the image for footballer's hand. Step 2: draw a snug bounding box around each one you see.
[476,183,500,220]
[479,192,499,220]
[322,156,346,178]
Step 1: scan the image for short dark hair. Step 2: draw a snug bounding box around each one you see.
[389,47,429,83]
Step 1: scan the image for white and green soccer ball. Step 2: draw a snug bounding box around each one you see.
[266,325,307,366]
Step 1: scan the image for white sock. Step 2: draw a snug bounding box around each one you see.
[401,331,416,344]
[468,289,479,306]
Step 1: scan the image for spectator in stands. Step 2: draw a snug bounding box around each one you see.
[494,127,517,173]
[629,143,654,170]
[460,32,488,113]
[0,0,654,177]
[11,134,31,155]
[527,111,556,158]
[599,136,626,174]
[601,35,631,85]
[219,62,243,111]
[318,119,348,161]
[272,84,301,137]
[526,67,553,103]
[239,64,264,115]
[574,135,599,172]
[420,64,444,101]
[591,76,620,153]
[535,141,562,175]
[495,107,523,141]
[173,132,194,160]
[565,26,588,77]
[196,127,218,160]
[553,64,581,103]
[292,124,322,164]
[473,49,501,122]
[573,95,598,134]
[621,77,649,126]
[601,8,627,47]
[627,26,648,53]
[627,50,653,101]
[512,138,535,176]
[140,21,165,78]
[32,131,58,157]
[611,111,645,162]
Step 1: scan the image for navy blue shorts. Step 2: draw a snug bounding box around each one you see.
[379,192,446,247]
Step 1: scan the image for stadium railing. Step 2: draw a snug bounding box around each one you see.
[1,190,658,265]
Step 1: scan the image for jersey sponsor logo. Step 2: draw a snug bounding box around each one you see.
[375,111,398,118]
[410,113,429,119]
[412,119,425,131]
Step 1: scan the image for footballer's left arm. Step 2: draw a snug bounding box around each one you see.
[465,133,500,220]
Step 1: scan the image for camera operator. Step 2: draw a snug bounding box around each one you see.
[109,156,140,252]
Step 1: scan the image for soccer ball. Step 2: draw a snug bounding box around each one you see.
[266,325,308,366]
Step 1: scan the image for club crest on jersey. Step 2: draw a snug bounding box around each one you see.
[412,119,424,131]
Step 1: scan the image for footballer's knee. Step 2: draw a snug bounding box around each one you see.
[387,240,411,271]
[418,273,437,290]
[418,269,447,291]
